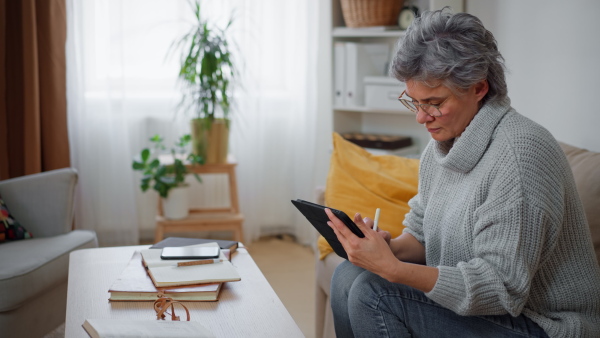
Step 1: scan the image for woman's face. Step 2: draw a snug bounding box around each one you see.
[405,80,488,142]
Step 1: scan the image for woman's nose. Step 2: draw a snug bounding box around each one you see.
[415,109,434,124]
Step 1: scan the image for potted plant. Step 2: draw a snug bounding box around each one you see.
[132,134,204,219]
[172,0,236,164]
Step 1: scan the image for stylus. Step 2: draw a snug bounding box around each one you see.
[176,259,223,267]
[373,208,381,231]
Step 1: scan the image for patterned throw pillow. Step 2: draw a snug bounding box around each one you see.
[0,195,33,243]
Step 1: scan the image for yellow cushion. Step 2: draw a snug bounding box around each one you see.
[317,132,420,260]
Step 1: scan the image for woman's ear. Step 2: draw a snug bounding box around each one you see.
[474,80,489,102]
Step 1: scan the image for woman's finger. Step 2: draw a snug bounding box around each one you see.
[362,216,374,229]
[351,212,375,237]
[325,208,351,241]
[377,230,392,244]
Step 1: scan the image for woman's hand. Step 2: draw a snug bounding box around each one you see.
[325,208,398,278]
[326,208,439,292]
[360,213,392,245]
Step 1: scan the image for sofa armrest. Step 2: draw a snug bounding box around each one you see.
[0,168,78,237]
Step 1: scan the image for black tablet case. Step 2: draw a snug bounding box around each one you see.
[291,199,364,259]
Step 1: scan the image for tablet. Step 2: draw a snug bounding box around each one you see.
[291,199,364,259]
[160,246,220,260]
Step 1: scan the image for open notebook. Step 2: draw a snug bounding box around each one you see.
[109,251,222,301]
[140,243,241,288]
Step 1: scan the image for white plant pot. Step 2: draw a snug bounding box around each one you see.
[162,186,189,220]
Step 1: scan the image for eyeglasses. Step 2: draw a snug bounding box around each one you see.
[398,90,450,117]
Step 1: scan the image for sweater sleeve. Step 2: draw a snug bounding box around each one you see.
[403,193,425,244]
[425,199,557,316]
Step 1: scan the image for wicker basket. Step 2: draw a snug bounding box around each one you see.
[340,0,404,28]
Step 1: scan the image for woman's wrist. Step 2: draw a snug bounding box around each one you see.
[381,259,405,284]
[382,260,439,293]
[389,233,427,264]
[389,237,405,259]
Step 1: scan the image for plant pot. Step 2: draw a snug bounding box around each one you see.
[191,118,230,164]
[162,185,189,220]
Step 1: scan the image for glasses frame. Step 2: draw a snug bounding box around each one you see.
[398,90,450,117]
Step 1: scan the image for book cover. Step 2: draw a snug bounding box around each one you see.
[108,252,222,302]
[150,237,238,254]
[140,243,241,288]
[82,318,215,338]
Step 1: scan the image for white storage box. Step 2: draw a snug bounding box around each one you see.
[364,76,406,111]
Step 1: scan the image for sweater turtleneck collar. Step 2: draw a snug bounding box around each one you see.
[432,98,512,173]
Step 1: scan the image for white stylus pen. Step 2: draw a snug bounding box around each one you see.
[373,208,381,231]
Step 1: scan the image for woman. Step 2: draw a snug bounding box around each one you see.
[326,8,600,338]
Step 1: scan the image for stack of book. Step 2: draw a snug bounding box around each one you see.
[108,238,240,302]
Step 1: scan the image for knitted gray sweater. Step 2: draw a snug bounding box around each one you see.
[403,98,600,338]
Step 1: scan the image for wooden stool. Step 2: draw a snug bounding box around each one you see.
[154,156,244,243]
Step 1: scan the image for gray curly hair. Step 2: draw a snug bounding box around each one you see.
[391,8,507,104]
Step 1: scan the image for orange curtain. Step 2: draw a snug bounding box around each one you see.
[0,0,70,180]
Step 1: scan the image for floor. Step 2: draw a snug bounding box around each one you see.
[44,235,317,338]
[246,235,316,338]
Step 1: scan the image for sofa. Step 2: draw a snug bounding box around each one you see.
[315,141,600,338]
[0,168,98,338]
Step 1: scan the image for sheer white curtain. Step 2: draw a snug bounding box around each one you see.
[229,1,319,245]
[66,0,319,246]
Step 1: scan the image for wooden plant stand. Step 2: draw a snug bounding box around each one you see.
[154,156,244,243]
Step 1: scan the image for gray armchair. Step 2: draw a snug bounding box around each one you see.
[0,168,98,338]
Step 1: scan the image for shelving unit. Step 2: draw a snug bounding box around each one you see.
[332,27,406,38]
[327,0,431,155]
[332,105,414,115]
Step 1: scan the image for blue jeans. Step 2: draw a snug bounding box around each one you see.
[331,260,549,338]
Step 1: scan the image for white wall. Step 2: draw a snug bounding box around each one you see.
[467,0,600,152]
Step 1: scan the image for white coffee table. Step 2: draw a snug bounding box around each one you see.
[65,245,304,337]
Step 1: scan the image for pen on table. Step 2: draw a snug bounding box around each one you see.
[373,208,381,231]
[176,259,223,267]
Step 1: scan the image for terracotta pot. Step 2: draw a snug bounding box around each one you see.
[191,118,229,164]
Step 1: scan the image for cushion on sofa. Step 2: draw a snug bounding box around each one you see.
[0,196,32,243]
[0,230,97,312]
[559,142,600,264]
[317,133,419,259]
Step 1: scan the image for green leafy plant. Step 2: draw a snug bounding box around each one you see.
[132,134,204,198]
[172,0,236,124]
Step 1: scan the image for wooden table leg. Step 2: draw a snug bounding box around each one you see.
[234,225,244,243]
[154,222,164,244]
[227,166,240,214]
